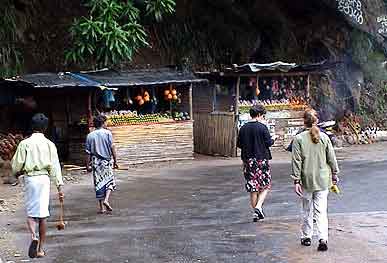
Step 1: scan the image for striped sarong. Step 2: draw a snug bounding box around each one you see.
[92,156,116,200]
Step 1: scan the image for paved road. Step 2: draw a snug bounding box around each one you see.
[4,144,387,263]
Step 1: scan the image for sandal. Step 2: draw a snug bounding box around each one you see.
[28,239,39,258]
[301,238,312,246]
[103,201,113,212]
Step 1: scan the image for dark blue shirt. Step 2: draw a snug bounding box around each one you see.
[237,121,274,161]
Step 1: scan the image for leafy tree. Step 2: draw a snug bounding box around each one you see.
[0,1,23,77]
[66,0,175,68]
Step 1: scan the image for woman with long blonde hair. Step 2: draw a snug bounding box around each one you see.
[291,109,339,251]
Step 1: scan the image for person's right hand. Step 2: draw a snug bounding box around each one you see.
[294,183,303,197]
[58,191,65,202]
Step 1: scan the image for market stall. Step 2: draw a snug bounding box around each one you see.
[70,68,207,166]
[195,61,337,156]
[0,74,94,162]
[0,68,206,166]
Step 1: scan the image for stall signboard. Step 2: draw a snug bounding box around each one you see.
[238,113,276,137]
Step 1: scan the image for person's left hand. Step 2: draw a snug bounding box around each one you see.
[332,174,339,185]
[294,183,303,197]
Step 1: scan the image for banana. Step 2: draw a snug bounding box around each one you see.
[330,185,340,194]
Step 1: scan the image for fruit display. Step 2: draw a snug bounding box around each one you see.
[0,133,24,160]
[103,110,191,126]
[239,97,308,113]
[133,90,153,106]
[164,88,179,102]
[173,112,191,121]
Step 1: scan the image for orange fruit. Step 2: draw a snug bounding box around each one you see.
[167,94,173,100]
[164,90,170,96]
[171,90,177,95]
[173,95,178,100]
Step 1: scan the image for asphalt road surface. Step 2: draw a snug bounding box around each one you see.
[4,143,387,263]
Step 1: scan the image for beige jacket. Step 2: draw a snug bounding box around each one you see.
[291,130,339,192]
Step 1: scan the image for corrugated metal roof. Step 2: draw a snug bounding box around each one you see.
[0,68,207,89]
[4,72,95,88]
[81,68,207,87]
[228,60,340,74]
[26,72,95,88]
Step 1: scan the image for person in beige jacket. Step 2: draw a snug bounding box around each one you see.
[291,109,339,251]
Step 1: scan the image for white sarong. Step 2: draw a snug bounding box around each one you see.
[24,175,50,218]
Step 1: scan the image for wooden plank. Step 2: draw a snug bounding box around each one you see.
[192,112,236,157]
[110,121,194,165]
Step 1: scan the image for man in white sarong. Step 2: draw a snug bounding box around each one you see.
[11,113,64,258]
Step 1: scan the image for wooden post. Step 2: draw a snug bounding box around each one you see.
[65,95,71,125]
[212,84,217,112]
[234,76,241,157]
[87,90,93,128]
[256,75,260,99]
[307,74,311,103]
[189,83,193,121]
[235,76,241,114]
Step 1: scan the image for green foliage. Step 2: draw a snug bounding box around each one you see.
[0,1,23,77]
[66,0,175,68]
[145,0,175,22]
[350,30,387,127]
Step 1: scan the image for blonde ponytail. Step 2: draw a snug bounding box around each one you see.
[303,109,320,144]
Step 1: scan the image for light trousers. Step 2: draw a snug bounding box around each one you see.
[300,189,329,241]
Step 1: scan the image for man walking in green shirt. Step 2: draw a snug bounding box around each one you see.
[11,113,64,258]
[292,109,339,251]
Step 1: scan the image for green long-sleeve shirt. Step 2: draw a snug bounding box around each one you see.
[11,133,64,187]
[291,130,339,192]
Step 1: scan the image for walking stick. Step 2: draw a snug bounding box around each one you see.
[56,199,66,231]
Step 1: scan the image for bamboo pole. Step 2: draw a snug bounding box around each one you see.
[212,85,216,112]
[307,74,311,103]
[87,90,93,128]
[234,76,241,157]
[189,83,193,120]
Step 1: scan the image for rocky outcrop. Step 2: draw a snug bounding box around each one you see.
[4,0,387,121]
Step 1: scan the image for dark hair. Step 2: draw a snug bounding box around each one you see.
[93,115,107,128]
[249,104,266,118]
[303,109,320,144]
[31,113,49,132]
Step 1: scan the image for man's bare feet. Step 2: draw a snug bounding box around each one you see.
[37,250,46,258]
[97,209,106,214]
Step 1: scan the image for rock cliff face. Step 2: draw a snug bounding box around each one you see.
[5,0,387,121]
[147,0,387,120]
[148,0,387,65]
